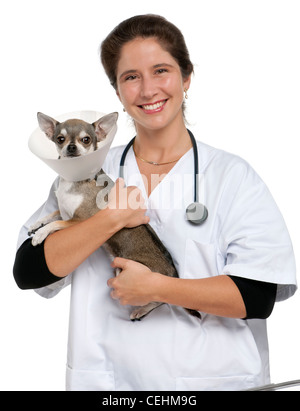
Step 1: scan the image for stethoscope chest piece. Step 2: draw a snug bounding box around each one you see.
[186,202,208,225]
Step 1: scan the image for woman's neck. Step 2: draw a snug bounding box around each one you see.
[134,119,192,164]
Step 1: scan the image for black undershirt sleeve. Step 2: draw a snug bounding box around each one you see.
[13,238,62,290]
[13,239,277,319]
[229,275,277,320]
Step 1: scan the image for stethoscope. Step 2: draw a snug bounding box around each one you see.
[119,129,208,225]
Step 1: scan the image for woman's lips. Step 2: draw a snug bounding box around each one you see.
[138,99,168,114]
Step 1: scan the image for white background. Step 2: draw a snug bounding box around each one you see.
[1,0,299,390]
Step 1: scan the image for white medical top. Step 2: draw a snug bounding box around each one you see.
[17,139,297,391]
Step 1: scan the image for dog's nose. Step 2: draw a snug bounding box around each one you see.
[67,144,77,154]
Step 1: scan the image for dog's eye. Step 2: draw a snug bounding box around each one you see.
[81,136,91,144]
[56,136,65,144]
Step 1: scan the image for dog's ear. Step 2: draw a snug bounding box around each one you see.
[93,112,118,142]
[37,112,59,139]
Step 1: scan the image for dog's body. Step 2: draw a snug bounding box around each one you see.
[29,112,200,320]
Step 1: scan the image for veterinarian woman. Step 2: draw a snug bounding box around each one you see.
[14,15,297,391]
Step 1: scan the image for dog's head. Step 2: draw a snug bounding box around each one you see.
[37,112,118,158]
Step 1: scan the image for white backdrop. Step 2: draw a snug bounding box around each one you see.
[1,0,299,390]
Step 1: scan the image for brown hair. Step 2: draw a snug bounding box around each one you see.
[100,14,194,90]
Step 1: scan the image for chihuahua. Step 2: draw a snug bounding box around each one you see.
[29,112,200,321]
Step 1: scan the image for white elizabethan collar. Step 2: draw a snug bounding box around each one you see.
[28,110,117,182]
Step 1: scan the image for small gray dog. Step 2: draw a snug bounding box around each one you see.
[29,112,200,320]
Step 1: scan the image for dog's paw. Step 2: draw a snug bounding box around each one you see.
[130,302,163,321]
[31,225,52,246]
[28,222,44,236]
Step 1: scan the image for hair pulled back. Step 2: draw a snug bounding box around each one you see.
[100,14,194,90]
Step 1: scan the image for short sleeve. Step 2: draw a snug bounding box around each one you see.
[220,161,297,302]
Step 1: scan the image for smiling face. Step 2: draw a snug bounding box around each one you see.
[116,37,191,134]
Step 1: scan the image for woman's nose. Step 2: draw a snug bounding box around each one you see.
[140,77,157,100]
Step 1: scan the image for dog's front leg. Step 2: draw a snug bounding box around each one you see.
[28,210,61,236]
[31,219,79,246]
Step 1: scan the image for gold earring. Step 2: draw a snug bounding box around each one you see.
[184,89,189,99]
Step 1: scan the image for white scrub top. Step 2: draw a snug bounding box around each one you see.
[17,139,297,391]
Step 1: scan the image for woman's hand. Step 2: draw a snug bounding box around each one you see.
[106,178,150,229]
[107,257,161,306]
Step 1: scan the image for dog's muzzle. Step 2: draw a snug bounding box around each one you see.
[67,144,77,156]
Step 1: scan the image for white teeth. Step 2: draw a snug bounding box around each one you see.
[142,101,165,110]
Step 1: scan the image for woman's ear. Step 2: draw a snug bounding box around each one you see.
[183,74,192,92]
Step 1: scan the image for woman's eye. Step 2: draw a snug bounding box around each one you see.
[81,136,91,144]
[155,68,168,74]
[125,75,137,81]
[56,136,65,144]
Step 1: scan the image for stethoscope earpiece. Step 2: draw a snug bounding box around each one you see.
[186,202,208,225]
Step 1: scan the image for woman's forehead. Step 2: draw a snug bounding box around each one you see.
[117,37,179,74]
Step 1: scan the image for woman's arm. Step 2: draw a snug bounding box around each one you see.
[157,275,247,319]
[108,258,277,319]
[44,207,124,277]
[44,178,149,277]
[13,179,149,287]
[108,258,246,318]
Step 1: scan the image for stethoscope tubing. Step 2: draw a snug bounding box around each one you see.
[119,130,208,225]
